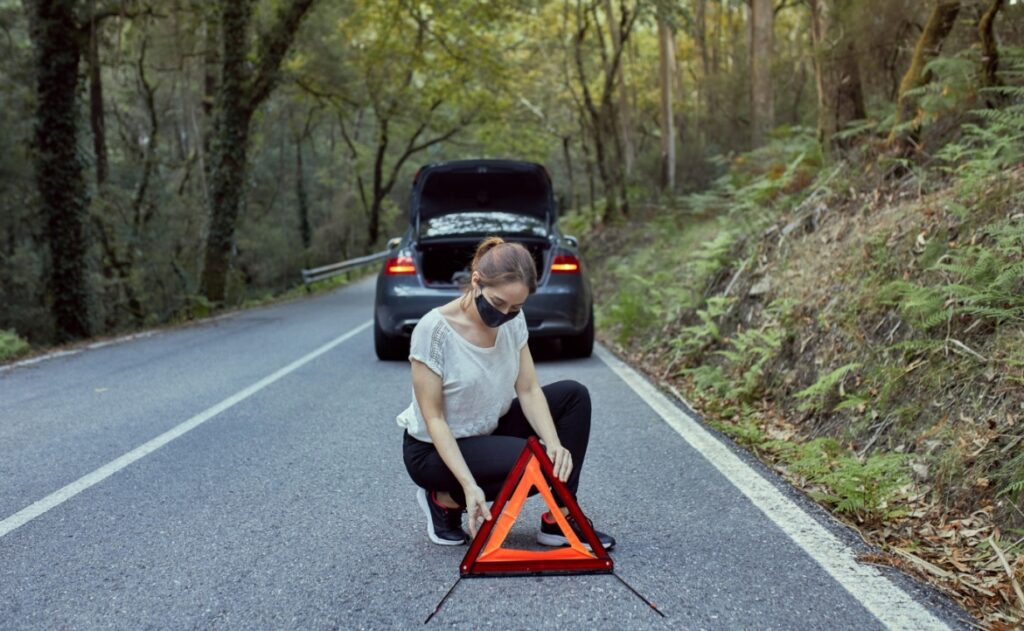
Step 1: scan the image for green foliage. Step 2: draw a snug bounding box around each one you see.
[816,452,909,521]
[768,437,909,522]
[996,438,1024,505]
[934,48,1024,184]
[878,280,951,332]
[605,275,655,346]
[906,56,977,119]
[669,295,732,361]
[712,326,784,401]
[0,329,30,361]
[878,216,1024,339]
[677,314,782,404]
[709,410,766,449]
[688,230,740,279]
[793,362,862,413]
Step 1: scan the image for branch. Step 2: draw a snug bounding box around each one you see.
[336,111,370,215]
[400,0,467,64]
[293,77,361,108]
[249,0,317,109]
[383,120,467,200]
[74,4,165,45]
[774,0,801,16]
[573,5,600,125]
[599,0,639,110]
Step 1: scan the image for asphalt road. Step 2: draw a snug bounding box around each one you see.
[0,277,974,629]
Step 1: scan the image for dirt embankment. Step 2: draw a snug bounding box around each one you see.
[582,163,1024,627]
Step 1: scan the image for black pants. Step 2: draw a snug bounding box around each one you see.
[402,379,592,508]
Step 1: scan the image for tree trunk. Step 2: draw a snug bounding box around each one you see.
[750,0,774,147]
[578,114,596,214]
[694,0,709,147]
[658,16,675,192]
[28,0,92,342]
[809,0,867,152]
[87,1,107,187]
[978,0,1003,93]
[200,0,253,303]
[200,0,316,303]
[603,0,634,179]
[296,139,311,250]
[561,135,576,212]
[888,1,961,150]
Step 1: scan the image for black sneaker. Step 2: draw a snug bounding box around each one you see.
[536,511,616,551]
[416,488,467,546]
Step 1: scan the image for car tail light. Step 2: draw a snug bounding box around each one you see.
[385,256,417,275]
[550,254,580,273]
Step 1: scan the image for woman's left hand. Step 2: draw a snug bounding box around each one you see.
[546,444,573,483]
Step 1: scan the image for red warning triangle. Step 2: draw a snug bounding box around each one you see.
[460,436,613,577]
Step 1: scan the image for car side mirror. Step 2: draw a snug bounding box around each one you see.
[563,235,579,249]
[386,237,401,250]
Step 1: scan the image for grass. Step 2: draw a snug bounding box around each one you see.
[0,329,30,361]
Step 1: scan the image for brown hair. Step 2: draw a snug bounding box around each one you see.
[458,236,538,310]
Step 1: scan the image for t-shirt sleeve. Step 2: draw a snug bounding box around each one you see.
[408,315,444,377]
[515,309,529,350]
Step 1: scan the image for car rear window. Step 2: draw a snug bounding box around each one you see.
[420,211,548,238]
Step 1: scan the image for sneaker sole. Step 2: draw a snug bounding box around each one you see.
[417,488,466,546]
[536,531,614,550]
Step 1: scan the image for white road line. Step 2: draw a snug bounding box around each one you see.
[0,319,373,540]
[594,344,952,631]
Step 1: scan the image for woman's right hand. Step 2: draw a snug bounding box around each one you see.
[463,483,491,538]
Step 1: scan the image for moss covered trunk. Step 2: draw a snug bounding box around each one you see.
[200,0,252,304]
[888,1,961,150]
[28,0,92,342]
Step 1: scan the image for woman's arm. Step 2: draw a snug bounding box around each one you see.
[513,345,573,483]
[411,359,491,534]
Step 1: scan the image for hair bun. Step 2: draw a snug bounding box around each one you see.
[472,236,505,270]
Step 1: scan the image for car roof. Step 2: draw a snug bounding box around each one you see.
[416,159,548,176]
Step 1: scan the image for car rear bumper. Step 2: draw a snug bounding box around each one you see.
[375,277,590,338]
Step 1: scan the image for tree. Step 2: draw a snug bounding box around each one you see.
[657,12,676,191]
[294,0,511,248]
[26,0,91,342]
[888,0,961,151]
[808,0,866,152]
[200,0,317,303]
[978,0,1004,94]
[571,0,640,222]
[750,0,774,147]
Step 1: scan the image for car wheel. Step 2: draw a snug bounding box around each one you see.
[375,314,408,361]
[562,308,594,358]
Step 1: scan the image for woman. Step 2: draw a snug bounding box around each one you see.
[398,236,615,549]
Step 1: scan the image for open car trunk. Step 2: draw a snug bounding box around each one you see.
[418,237,550,288]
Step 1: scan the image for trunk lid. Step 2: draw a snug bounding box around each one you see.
[411,160,555,236]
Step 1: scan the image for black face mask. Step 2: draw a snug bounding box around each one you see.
[475,286,518,328]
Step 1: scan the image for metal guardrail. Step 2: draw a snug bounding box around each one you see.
[301,249,390,287]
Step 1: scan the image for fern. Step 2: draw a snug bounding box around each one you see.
[936,48,1024,180]
[999,479,1024,498]
[794,362,862,413]
[815,453,910,522]
[706,326,785,402]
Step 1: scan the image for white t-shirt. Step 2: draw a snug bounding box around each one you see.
[397,307,529,443]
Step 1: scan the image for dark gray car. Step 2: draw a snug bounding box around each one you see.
[374,159,594,360]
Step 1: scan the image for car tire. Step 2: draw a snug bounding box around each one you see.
[562,308,594,358]
[375,314,409,361]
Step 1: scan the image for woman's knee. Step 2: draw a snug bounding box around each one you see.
[559,379,590,412]
[547,380,591,428]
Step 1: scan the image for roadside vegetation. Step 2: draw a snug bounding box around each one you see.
[569,53,1024,627]
[3,1,1023,625]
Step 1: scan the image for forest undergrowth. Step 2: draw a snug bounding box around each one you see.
[569,93,1024,626]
